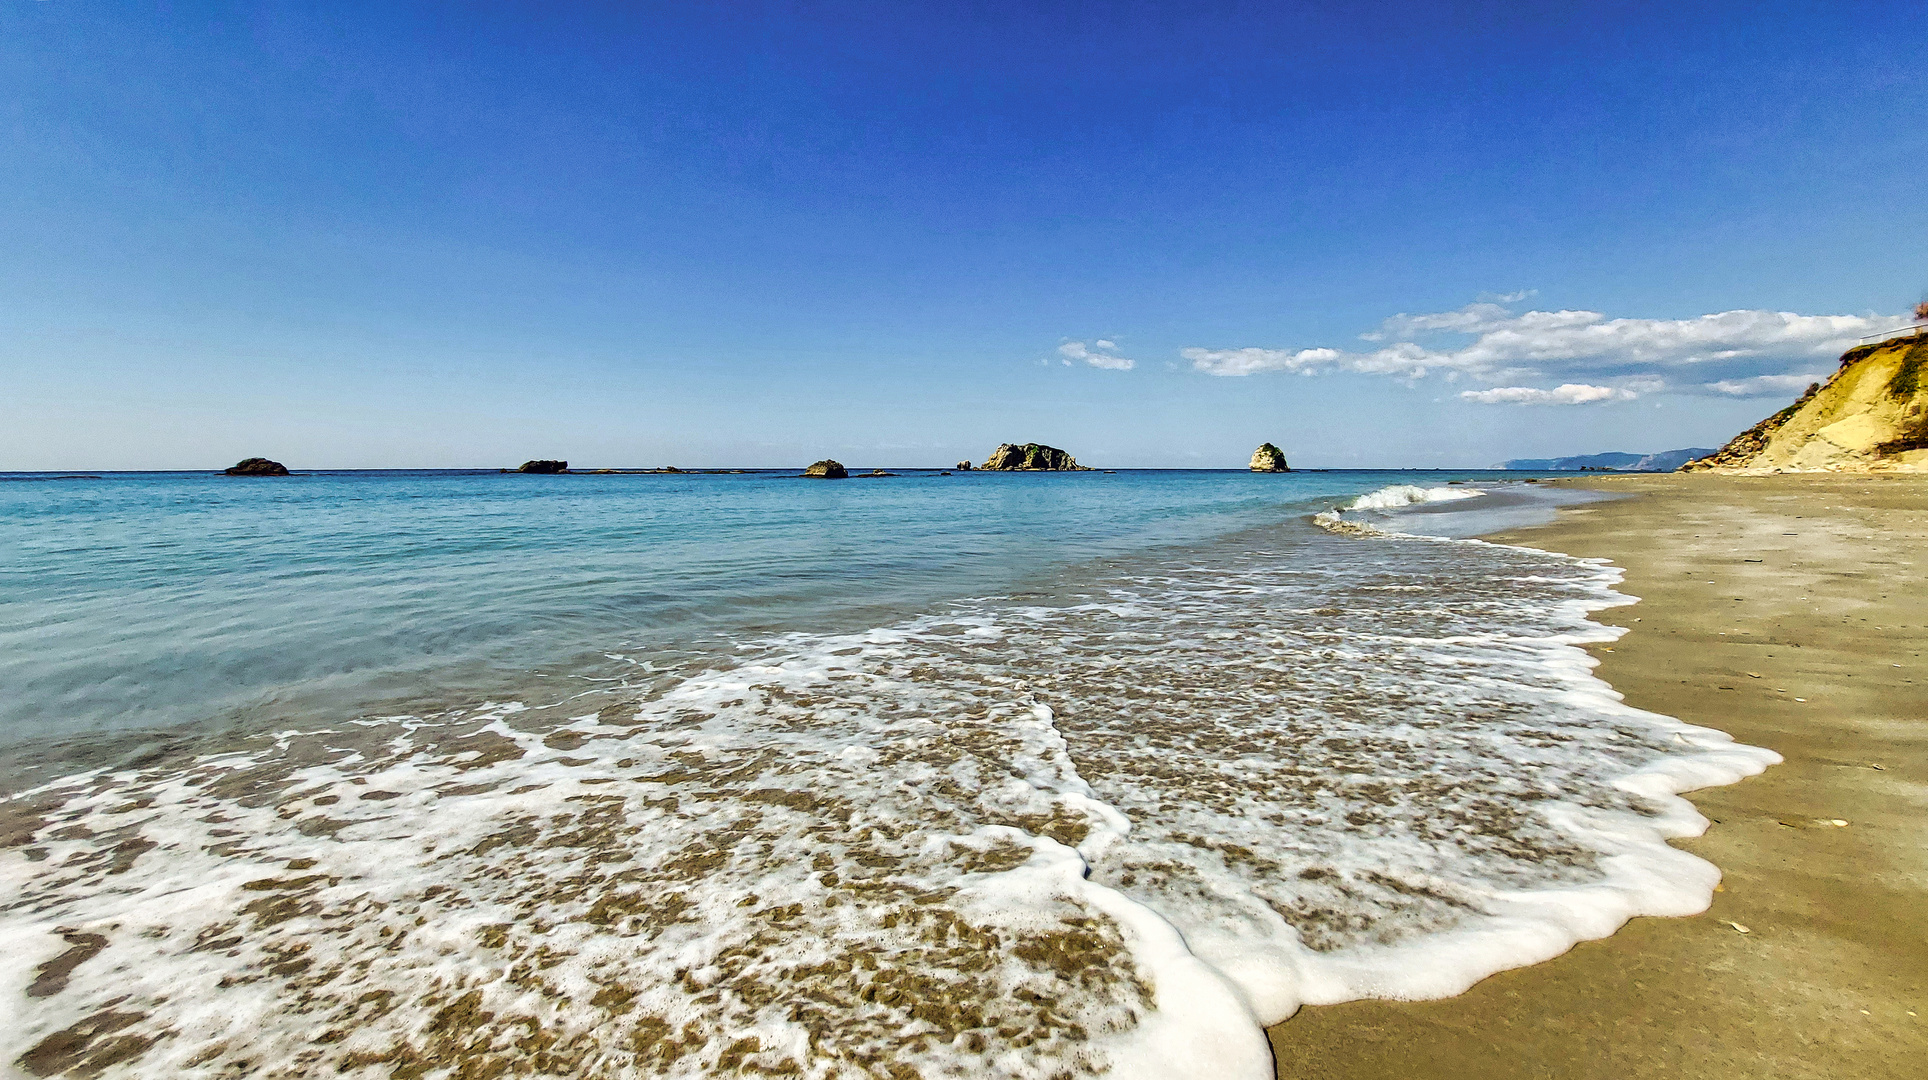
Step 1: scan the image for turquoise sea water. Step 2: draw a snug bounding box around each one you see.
[2,468,1501,754]
[0,468,1776,1079]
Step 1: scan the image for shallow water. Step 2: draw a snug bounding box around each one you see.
[0,472,1775,1078]
[2,469,1474,756]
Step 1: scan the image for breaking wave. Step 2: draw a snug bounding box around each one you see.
[1345,484,1486,511]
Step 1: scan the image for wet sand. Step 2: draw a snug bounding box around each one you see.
[1268,473,1928,1079]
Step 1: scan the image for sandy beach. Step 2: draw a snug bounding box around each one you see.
[1269,473,1928,1078]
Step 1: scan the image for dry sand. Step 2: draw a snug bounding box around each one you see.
[1268,473,1927,1079]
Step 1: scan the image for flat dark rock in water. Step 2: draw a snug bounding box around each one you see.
[223,458,289,476]
[571,467,720,474]
[979,443,1090,471]
[802,459,848,478]
[516,460,568,474]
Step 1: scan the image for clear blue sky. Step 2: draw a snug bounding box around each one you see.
[4,1,1924,469]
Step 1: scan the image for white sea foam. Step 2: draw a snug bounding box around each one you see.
[0,524,1776,1079]
[1345,484,1486,511]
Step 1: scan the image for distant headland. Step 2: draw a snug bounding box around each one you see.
[1494,449,1713,472]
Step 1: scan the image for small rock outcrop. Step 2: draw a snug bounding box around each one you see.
[1683,331,1928,473]
[516,460,568,474]
[956,460,973,471]
[223,458,289,476]
[803,460,848,478]
[979,443,1090,471]
[1248,443,1290,472]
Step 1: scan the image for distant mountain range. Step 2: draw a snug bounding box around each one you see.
[1494,449,1716,472]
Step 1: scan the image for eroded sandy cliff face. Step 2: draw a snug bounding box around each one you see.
[1683,332,1928,473]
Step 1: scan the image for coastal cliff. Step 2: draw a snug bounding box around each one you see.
[980,443,1090,471]
[1684,331,1928,473]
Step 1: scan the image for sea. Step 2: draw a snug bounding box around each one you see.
[0,469,1777,1079]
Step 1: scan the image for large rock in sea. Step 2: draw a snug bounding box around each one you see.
[1249,443,1290,472]
[1683,331,1928,473]
[979,443,1090,471]
[803,459,848,478]
[223,458,289,476]
[516,460,568,474]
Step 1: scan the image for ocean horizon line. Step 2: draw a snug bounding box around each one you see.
[0,465,1547,475]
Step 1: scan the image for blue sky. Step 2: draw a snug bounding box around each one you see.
[4,0,1924,469]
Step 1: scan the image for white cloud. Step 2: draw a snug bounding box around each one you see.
[1185,301,1912,386]
[1059,340,1135,371]
[1703,372,1823,397]
[1177,346,1340,377]
[1617,374,1670,395]
[1459,383,1637,405]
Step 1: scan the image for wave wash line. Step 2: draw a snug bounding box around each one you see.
[0,484,1776,1079]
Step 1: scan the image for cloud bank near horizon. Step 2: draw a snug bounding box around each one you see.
[1458,383,1636,405]
[1182,300,1910,404]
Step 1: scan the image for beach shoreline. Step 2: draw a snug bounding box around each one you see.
[1268,473,1928,1078]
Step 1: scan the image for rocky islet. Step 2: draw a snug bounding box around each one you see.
[1249,443,1290,472]
[222,458,289,476]
[979,443,1090,471]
